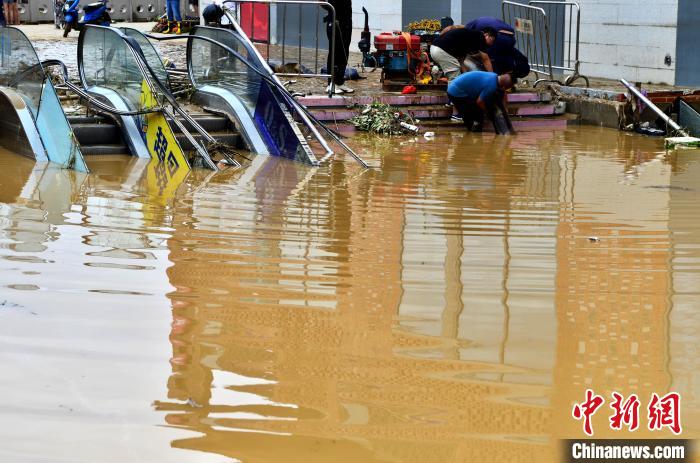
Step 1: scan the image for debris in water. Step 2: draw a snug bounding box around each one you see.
[350,102,420,135]
[0,300,23,308]
[186,398,203,408]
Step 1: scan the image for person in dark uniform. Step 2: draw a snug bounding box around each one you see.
[430,25,493,80]
[323,0,354,94]
[466,16,530,79]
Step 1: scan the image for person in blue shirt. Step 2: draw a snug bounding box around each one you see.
[447,71,514,134]
[467,16,530,79]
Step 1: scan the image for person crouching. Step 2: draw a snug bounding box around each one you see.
[430,25,493,81]
[447,71,515,135]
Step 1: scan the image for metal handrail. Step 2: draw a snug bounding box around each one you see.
[200,22,367,167]
[529,1,588,86]
[621,78,687,136]
[40,59,163,117]
[222,0,337,96]
[502,0,553,85]
[147,27,367,168]
[220,3,338,159]
[77,25,217,169]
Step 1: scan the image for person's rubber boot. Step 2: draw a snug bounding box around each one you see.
[172,21,181,34]
[163,21,174,34]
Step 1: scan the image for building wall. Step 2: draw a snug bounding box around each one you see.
[675,0,700,86]
[575,0,678,84]
[402,0,451,28]
[460,0,502,24]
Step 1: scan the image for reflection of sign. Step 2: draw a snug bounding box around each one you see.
[145,158,189,206]
[515,17,534,35]
[138,80,190,173]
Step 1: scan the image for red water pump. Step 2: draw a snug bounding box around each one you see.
[373,32,422,78]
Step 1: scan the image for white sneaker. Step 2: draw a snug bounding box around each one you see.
[337,84,355,93]
[326,84,345,95]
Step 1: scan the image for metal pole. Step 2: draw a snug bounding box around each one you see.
[620,78,688,136]
[281,2,286,67]
[297,3,302,70]
[329,9,335,97]
[314,5,319,73]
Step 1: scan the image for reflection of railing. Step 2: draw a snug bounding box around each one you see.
[502,0,588,87]
[223,0,337,92]
[529,1,588,86]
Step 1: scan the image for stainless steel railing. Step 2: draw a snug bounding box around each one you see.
[222,0,337,91]
[502,0,588,87]
[529,1,588,86]
[502,0,553,85]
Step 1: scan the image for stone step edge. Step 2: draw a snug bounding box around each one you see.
[297,92,552,108]
[332,117,570,133]
[308,104,565,121]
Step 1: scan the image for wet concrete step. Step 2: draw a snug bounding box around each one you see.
[309,102,565,121]
[297,92,552,108]
[421,113,578,130]
[335,115,572,134]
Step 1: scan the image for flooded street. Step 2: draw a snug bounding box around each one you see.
[0,126,699,462]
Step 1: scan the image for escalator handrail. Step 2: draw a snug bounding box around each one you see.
[77,25,217,170]
[182,27,367,168]
[149,29,367,168]
[40,59,163,117]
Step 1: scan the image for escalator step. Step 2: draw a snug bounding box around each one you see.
[80,144,130,156]
[71,123,124,146]
[174,132,241,150]
[67,115,113,125]
[173,116,233,133]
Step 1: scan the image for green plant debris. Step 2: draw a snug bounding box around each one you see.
[350,103,419,136]
[665,136,700,149]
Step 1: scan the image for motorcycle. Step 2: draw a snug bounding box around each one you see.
[62,0,111,37]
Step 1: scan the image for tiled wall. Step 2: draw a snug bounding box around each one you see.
[575,0,677,84]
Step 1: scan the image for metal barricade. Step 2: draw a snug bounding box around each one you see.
[529,1,588,86]
[502,0,553,85]
[225,0,336,88]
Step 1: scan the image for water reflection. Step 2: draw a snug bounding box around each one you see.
[154,127,699,462]
[0,125,699,463]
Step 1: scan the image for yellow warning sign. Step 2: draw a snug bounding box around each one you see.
[138,80,190,172]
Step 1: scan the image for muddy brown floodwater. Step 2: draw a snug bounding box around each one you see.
[0,125,699,462]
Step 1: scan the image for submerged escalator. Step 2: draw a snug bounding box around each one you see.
[2,21,363,174]
[0,27,88,171]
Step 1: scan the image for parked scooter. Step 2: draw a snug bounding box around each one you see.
[62,0,111,37]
